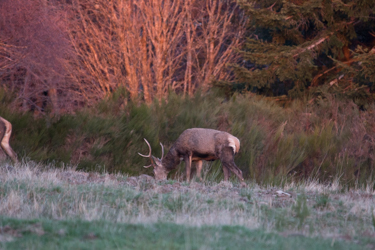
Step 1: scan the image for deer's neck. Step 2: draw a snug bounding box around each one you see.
[162,146,180,171]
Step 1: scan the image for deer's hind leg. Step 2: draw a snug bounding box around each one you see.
[0,117,17,162]
[184,154,193,182]
[220,147,244,182]
[194,160,203,181]
[223,166,231,181]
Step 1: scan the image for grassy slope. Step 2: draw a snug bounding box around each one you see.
[0,162,374,249]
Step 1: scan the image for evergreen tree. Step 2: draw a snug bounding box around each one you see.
[230,0,375,100]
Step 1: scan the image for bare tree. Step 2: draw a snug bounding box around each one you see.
[192,0,246,91]
[137,0,186,100]
[68,0,246,103]
[0,0,73,114]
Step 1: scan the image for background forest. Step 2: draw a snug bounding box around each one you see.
[1,0,375,186]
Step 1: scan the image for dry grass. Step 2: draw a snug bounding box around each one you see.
[0,160,374,241]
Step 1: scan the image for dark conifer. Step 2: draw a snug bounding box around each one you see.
[230,0,375,100]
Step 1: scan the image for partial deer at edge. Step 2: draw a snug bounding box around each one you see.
[0,116,17,162]
[138,128,244,183]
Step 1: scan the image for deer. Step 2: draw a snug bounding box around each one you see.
[138,128,245,184]
[0,116,17,162]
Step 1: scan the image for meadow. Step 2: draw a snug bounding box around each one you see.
[0,161,374,249]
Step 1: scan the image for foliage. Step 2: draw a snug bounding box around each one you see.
[228,0,375,102]
[0,89,375,186]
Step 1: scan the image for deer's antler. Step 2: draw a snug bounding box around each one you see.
[138,138,152,157]
[138,138,154,168]
[160,142,164,159]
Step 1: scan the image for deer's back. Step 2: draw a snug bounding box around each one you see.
[173,128,240,155]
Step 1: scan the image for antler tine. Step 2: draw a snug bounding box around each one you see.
[160,142,164,159]
[138,138,152,158]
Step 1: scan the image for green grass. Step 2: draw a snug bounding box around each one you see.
[0,217,372,250]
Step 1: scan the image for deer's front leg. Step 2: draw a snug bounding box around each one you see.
[184,154,192,181]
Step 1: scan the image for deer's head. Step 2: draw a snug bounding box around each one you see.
[138,138,168,180]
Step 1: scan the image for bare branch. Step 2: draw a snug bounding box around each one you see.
[293,34,332,58]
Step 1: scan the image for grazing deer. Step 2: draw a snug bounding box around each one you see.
[138,128,244,183]
[0,116,17,162]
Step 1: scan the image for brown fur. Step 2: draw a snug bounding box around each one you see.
[139,128,244,183]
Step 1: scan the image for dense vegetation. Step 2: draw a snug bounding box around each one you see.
[228,0,375,104]
[0,89,373,187]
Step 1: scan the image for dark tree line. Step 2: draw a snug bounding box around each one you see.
[1,0,375,114]
[225,0,375,105]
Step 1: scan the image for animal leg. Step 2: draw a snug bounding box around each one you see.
[184,154,192,181]
[220,147,244,182]
[223,166,231,181]
[195,160,203,181]
[0,117,17,162]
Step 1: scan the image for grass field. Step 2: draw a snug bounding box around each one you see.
[0,161,374,249]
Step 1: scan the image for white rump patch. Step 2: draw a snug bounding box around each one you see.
[228,137,240,154]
